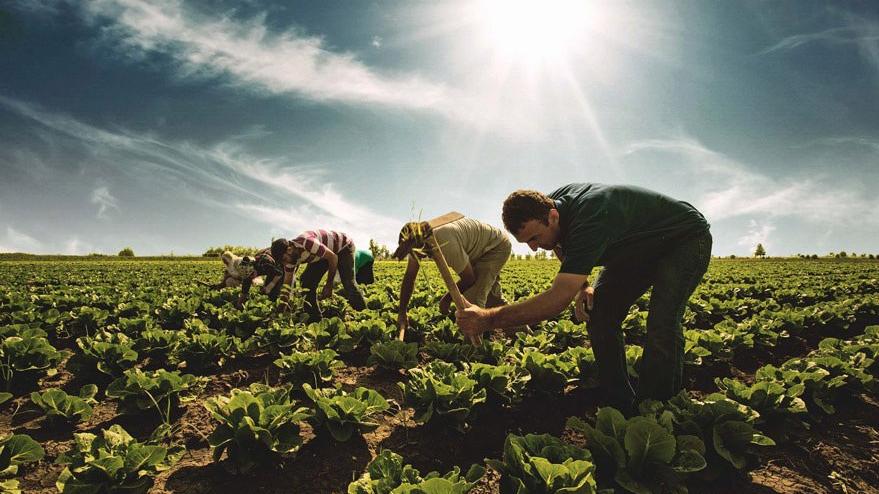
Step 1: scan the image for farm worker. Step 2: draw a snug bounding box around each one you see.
[355,249,375,285]
[395,217,512,340]
[235,249,285,307]
[218,250,264,288]
[456,184,712,414]
[271,230,367,322]
[332,249,375,285]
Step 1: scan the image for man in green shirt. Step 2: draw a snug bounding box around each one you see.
[355,249,375,285]
[456,184,712,413]
[396,217,512,340]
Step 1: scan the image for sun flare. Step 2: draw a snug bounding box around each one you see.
[475,0,600,64]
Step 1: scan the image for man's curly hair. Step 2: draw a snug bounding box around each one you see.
[502,189,555,233]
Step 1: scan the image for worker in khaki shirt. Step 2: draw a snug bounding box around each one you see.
[394,217,512,340]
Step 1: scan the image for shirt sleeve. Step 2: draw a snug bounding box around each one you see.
[302,237,329,259]
[558,209,612,276]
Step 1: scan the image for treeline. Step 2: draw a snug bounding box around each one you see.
[201,246,261,257]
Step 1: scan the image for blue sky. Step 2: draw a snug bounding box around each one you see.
[0,0,877,256]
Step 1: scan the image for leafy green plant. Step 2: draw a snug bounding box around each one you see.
[513,349,578,395]
[68,331,138,378]
[486,433,598,494]
[0,334,65,391]
[368,341,419,371]
[638,392,774,476]
[0,433,44,477]
[712,378,807,439]
[273,349,343,384]
[399,361,486,430]
[30,385,98,425]
[106,368,203,420]
[348,449,485,494]
[302,384,389,442]
[205,384,312,473]
[55,424,182,494]
[466,362,530,405]
[135,328,181,359]
[567,407,707,493]
[155,295,201,330]
[62,306,110,338]
[170,326,241,372]
[422,341,477,364]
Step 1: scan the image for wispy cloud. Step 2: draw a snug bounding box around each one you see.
[0,95,402,248]
[623,135,879,226]
[758,27,875,54]
[737,219,775,252]
[91,185,119,219]
[64,237,94,255]
[77,0,448,110]
[0,226,43,253]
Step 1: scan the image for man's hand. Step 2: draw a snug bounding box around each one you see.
[455,302,490,339]
[438,292,452,315]
[397,312,409,341]
[319,283,333,300]
[574,285,594,323]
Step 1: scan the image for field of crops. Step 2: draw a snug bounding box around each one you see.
[1,258,878,494]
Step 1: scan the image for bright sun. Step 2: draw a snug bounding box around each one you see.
[475,0,599,65]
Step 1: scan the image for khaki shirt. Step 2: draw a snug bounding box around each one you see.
[432,218,508,274]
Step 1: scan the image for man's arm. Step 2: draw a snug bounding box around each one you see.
[237,277,253,307]
[397,255,420,339]
[457,272,588,334]
[320,250,339,298]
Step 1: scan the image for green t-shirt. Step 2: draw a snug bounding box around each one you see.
[354,249,373,272]
[550,183,710,275]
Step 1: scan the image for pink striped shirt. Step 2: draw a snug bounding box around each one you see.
[287,230,353,269]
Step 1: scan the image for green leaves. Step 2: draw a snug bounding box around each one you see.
[205,384,312,474]
[399,361,486,430]
[303,384,389,442]
[368,341,419,371]
[106,368,203,419]
[29,385,97,424]
[0,333,64,391]
[566,407,707,493]
[68,331,138,378]
[349,450,484,494]
[55,425,181,494]
[486,433,597,494]
[0,433,44,477]
[273,349,343,384]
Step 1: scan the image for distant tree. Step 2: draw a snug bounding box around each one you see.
[202,245,259,257]
[838,251,848,258]
[534,251,547,260]
[811,254,818,259]
[870,254,875,259]
[524,254,532,260]
[368,239,391,260]
[118,247,134,257]
[729,254,736,259]
[754,244,766,258]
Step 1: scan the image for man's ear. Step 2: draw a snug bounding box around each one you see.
[548,208,559,226]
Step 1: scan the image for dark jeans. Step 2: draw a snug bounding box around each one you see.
[587,231,712,413]
[356,260,375,285]
[300,247,367,322]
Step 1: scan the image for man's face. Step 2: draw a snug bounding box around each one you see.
[514,209,560,252]
[282,244,301,264]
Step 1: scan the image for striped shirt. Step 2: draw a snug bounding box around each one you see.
[287,230,354,270]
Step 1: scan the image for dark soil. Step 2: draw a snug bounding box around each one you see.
[6,336,878,494]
